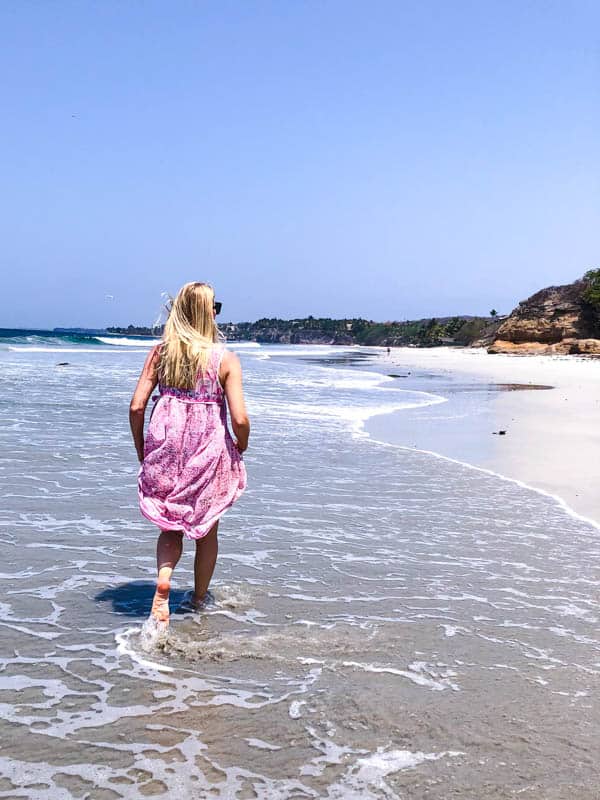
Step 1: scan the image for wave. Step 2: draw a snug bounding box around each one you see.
[2,330,266,352]
[94,336,160,347]
[2,332,362,357]
[0,330,159,351]
[1,332,101,347]
[257,347,343,357]
[94,337,261,349]
[271,372,394,392]
[226,341,262,349]
[7,346,149,353]
[249,388,447,436]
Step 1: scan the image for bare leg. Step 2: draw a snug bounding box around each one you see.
[193,521,219,602]
[151,530,184,623]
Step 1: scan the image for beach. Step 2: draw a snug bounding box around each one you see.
[366,347,600,528]
[2,333,600,798]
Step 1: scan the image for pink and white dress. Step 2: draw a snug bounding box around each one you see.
[138,345,247,539]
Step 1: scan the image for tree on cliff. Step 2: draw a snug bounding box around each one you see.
[582,269,600,307]
[581,269,600,336]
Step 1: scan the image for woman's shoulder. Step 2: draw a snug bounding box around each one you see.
[149,343,163,363]
[218,347,241,377]
[219,347,239,363]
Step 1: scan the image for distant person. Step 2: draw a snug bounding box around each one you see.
[129,282,249,637]
[386,347,391,356]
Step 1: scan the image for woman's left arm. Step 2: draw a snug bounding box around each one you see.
[129,345,160,463]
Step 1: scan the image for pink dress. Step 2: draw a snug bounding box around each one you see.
[138,345,247,539]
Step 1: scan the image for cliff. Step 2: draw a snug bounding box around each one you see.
[489,274,600,355]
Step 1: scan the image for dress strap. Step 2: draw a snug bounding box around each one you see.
[215,344,227,384]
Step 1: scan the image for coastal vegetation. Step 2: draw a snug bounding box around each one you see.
[582,268,600,308]
[107,315,501,347]
[581,269,600,336]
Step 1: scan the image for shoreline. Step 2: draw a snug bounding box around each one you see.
[363,346,600,527]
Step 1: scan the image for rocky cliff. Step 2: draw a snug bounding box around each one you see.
[489,277,600,355]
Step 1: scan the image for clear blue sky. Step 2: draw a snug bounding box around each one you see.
[1,1,598,328]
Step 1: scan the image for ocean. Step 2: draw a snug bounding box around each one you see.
[1,330,599,799]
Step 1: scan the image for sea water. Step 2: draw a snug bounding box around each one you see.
[1,333,599,799]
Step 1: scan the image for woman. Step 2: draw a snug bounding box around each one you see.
[129,282,249,631]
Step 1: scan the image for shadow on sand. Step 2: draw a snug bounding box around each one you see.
[95,581,187,618]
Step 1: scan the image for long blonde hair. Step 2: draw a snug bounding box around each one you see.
[158,282,222,389]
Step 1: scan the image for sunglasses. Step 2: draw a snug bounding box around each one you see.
[213,301,222,315]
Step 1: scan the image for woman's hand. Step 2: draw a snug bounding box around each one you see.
[235,438,247,453]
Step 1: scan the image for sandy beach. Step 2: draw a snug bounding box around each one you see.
[369,347,600,528]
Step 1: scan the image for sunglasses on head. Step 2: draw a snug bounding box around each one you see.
[213,301,222,315]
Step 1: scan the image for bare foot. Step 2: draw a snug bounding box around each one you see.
[175,589,214,614]
[191,592,207,607]
[151,577,171,623]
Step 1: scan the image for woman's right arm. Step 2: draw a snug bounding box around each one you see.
[221,351,250,453]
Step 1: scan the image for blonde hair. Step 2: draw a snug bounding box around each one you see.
[158,282,223,389]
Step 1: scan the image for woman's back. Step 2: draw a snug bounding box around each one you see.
[158,343,226,404]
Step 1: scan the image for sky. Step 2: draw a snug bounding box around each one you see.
[1,0,598,328]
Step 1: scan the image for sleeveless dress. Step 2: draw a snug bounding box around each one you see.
[138,345,247,539]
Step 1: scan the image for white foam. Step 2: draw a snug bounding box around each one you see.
[301,726,360,776]
[0,619,61,641]
[116,626,174,673]
[226,341,262,349]
[7,346,147,353]
[324,746,463,799]
[289,699,306,718]
[139,615,169,652]
[264,346,347,356]
[220,550,272,569]
[245,737,282,750]
[95,336,161,347]
[341,659,460,691]
[272,371,394,391]
[250,390,446,434]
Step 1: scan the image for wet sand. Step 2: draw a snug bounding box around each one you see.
[368,347,600,527]
[3,343,600,798]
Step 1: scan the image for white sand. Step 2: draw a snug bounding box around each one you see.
[378,347,600,527]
